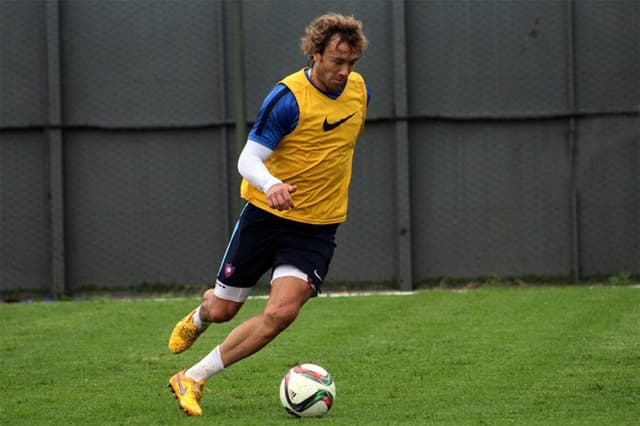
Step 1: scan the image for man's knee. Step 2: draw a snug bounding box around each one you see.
[262,278,311,332]
[201,289,243,323]
[263,303,300,332]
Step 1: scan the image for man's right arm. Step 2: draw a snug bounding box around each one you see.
[237,141,297,210]
[237,140,281,194]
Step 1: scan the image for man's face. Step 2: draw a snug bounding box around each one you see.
[311,34,360,93]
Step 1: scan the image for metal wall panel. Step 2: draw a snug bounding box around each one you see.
[574,0,639,112]
[0,1,47,127]
[407,0,569,117]
[348,2,395,120]
[60,1,226,127]
[411,120,573,279]
[0,132,50,291]
[576,116,639,275]
[63,130,230,289]
[332,123,397,283]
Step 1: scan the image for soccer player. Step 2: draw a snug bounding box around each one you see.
[167,12,369,416]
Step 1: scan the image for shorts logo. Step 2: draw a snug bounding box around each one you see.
[313,269,323,281]
[223,262,235,278]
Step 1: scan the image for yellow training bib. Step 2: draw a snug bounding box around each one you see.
[241,68,367,224]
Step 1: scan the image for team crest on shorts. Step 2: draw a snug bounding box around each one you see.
[223,262,235,278]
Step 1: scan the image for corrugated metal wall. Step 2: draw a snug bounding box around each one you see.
[1,0,638,295]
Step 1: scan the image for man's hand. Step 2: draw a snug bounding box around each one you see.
[266,183,297,211]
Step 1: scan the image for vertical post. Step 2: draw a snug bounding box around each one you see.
[45,0,66,296]
[566,0,580,284]
[392,1,414,291]
[216,4,232,238]
[229,0,247,222]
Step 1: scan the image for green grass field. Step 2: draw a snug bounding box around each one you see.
[1,286,638,425]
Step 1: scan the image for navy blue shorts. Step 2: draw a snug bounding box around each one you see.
[216,203,339,294]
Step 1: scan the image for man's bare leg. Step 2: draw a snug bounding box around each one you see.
[218,276,313,367]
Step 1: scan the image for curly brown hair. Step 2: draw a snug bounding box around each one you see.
[300,13,368,63]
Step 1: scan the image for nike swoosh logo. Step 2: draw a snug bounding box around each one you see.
[177,374,188,396]
[313,270,323,281]
[322,112,356,131]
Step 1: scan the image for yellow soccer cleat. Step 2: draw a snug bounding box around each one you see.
[168,308,208,354]
[168,370,206,416]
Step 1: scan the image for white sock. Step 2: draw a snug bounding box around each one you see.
[192,306,210,330]
[185,345,225,382]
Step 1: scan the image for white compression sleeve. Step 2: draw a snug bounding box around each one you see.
[237,140,282,194]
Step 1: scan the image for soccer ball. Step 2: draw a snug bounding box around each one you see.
[279,363,336,417]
